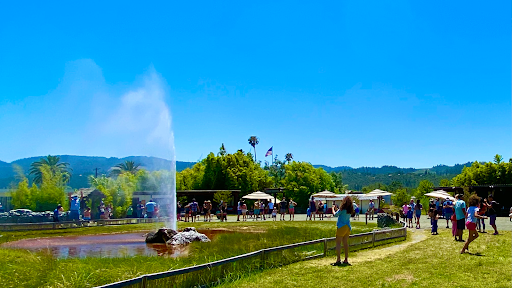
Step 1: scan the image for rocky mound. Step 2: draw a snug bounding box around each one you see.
[145,227,210,245]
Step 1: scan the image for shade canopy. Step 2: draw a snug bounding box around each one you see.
[367,189,393,197]
[242,191,273,200]
[424,192,455,201]
[432,190,451,196]
[312,190,338,198]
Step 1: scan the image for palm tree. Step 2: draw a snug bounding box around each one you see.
[29,155,72,185]
[109,160,141,177]
[285,153,293,163]
[248,136,259,162]
[218,143,227,156]
[494,154,503,164]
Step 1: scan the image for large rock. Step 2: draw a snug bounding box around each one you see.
[145,228,177,244]
[167,227,211,245]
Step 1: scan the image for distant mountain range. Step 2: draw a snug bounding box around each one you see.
[0,155,195,189]
[0,155,472,190]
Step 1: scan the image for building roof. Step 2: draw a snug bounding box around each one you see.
[71,188,105,198]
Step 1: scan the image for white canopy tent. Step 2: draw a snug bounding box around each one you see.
[367,189,393,197]
[312,190,338,198]
[242,191,273,200]
[424,191,455,201]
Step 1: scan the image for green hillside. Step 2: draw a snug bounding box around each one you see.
[0,155,471,190]
[0,155,195,189]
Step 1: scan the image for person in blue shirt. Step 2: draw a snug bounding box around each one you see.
[145,199,156,218]
[70,195,80,221]
[53,204,63,222]
[454,194,467,242]
[331,196,355,266]
[443,198,454,228]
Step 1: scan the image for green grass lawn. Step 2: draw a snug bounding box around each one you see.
[0,221,377,288]
[217,229,512,288]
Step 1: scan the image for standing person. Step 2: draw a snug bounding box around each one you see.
[189,198,198,223]
[137,201,144,218]
[487,195,499,235]
[203,201,209,222]
[176,201,182,221]
[288,198,297,221]
[83,207,91,221]
[368,200,375,220]
[410,199,416,223]
[279,197,288,221]
[237,200,242,222]
[435,198,441,217]
[241,201,248,221]
[317,200,324,220]
[309,197,317,221]
[263,200,269,217]
[454,194,467,241]
[218,200,227,222]
[431,210,439,235]
[451,209,457,239]
[145,199,156,219]
[53,204,63,222]
[414,199,423,229]
[99,201,106,219]
[353,202,359,220]
[461,195,487,254]
[402,202,410,227]
[126,205,133,218]
[268,200,274,217]
[477,198,488,232]
[443,198,454,228]
[261,201,266,220]
[253,200,261,221]
[331,196,355,266]
[272,206,277,221]
[70,195,80,221]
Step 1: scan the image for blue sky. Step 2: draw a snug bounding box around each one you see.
[0,1,510,168]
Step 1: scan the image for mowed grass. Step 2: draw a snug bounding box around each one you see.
[0,220,376,288]
[217,229,512,288]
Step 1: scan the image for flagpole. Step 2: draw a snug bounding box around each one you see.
[272,147,274,166]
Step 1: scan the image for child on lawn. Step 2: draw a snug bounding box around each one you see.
[272,207,277,221]
[431,210,439,235]
[461,195,487,254]
[451,211,457,239]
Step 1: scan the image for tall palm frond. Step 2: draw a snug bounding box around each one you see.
[109,160,140,177]
[248,136,259,162]
[285,153,293,163]
[29,155,72,185]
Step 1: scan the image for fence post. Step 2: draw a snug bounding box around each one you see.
[142,275,147,288]
[323,239,327,256]
[260,250,266,269]
[372,230,376,247]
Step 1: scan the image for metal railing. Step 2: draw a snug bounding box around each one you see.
[96,226,407,288]
[0,217,171,231]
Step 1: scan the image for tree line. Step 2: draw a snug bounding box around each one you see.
[9,149,511,216]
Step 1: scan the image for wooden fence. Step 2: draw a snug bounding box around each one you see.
[95,226,407,288]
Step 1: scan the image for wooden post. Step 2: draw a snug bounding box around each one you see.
[142,276,147,288]
[372,231,376,247]
[323,239,327,256]
[261,250,266,269]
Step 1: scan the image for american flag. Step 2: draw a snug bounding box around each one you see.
[265,147,273,157]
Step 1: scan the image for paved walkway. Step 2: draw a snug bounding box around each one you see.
[192,213,512,231]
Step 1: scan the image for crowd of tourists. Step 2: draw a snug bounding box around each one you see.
[176,197,299,222]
